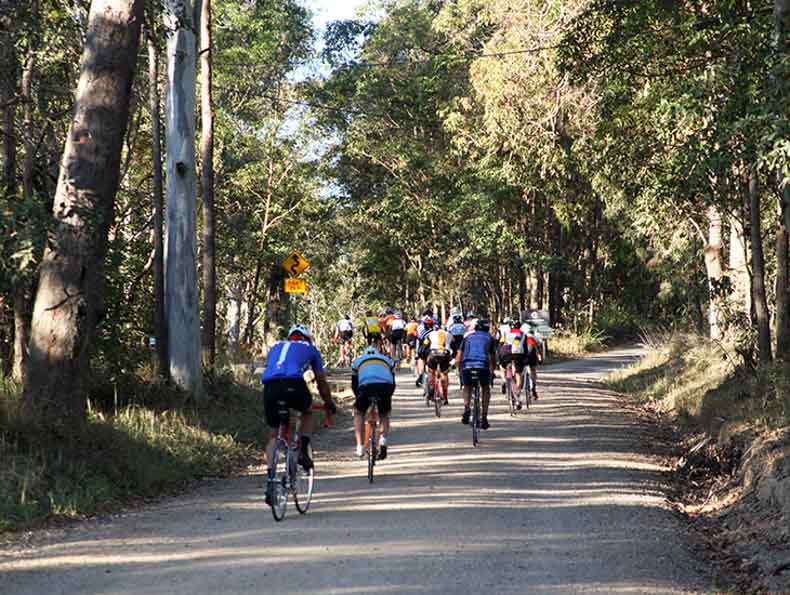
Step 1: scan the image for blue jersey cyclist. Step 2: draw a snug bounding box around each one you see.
[456,318,497,430]
[260,324,337,480]
[352,346,396,460]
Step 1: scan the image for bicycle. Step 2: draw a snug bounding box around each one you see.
[504,362,527,415]
[339,339,353,368]
[266,402,332,522]
[364,393,382,483]
[429,369,447,417]
[467,369,483,447]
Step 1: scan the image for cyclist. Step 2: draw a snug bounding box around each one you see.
[456,318,497,429]
[519,320,543,400]
[387,311,406,361]
[404,317,419,361]
[497,316,512,342]
[363,310,383,347]
[424,322,452,404]
[414,316,434,387]
[333,314,354,366]
[260,324,337,495]
[447,311,467,363]
[351,346,396,459]
[498,317,527,409]
[463,309,479,336]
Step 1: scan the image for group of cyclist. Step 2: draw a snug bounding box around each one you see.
[262,307,544,484]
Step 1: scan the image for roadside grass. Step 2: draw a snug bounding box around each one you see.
[0,368,266,532]
[605,332,790,435]
[548,327,610,358]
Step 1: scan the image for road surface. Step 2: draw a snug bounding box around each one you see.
[0,346,715,594]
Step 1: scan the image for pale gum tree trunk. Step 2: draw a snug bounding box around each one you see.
[164,0,203,397]
[147,28,168,380]
[774,0,790,359]
[728,212,750,316]
[199,0,216,375]
[23,0,144,423]
[704,205,724,340]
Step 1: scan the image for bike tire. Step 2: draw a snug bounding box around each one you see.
[423,373,432,407]
[472,386,480,447]
[293,444,314,514]
[268,440,289,521]
[433,377,441,418]
[367,418,377,483]
[507,377,515,416]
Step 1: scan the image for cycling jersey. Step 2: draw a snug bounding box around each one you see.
[352,352,395,386]
[459,331,496,369]
[261,340,324,382]
[425,328,451,355]
[336,319,353,333]
[389,317,406,331]
[448,321,466,337]
[405,321,419,336]
[365,318,382,334]
[503,327,526,354]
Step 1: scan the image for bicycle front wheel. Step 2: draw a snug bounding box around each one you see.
[268,440,289,521]
[433,379,441,418]
[294,444,314,514]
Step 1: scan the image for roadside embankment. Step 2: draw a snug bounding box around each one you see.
[607,334,790,592]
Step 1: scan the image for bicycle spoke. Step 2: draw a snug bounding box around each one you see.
[268,440,288,521]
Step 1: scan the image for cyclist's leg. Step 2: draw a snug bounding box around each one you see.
[354,386,371,455]
[375,384,394,457]
[263,381,287,466]
[480,369,492,418]
[440,357,450,400]
[460,368,472,423]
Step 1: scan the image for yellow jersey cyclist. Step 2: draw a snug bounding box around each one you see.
[260,324,337,504]
[351,346,396,459]
[363,310,383,347]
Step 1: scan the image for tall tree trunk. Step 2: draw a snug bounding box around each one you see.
[748,168,772,363]
[147,28,168,380]
[164,0,202,397]
[23,0,144,424]
[704,205,724,340]
[775,184,790,357]
[199,0,216,376]
[729,212,750,316]
[243,257,262,345]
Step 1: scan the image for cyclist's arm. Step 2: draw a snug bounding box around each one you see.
[351,372,359,396]
[314,371,333,403]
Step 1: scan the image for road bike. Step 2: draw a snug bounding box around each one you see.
[363,393,382,483]
[338,338,353,368]
[266,402,331,522]
[504,361,527,415]
[467,369,483,447]
[391,337,403,367]
[429,367,448,418]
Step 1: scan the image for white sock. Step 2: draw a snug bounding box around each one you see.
[379,436,387,446]
[355,444,363,455]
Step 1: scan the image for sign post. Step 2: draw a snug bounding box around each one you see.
[281,251,310,328]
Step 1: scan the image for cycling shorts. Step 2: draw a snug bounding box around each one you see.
[461,367,491,387]
[417,343,430,361]
[525,349,539,367]
[340,330,353,343]
[450,334,464,355]
[427,352,451,372]
[354,382,394,416]
[366,332,382,345]
[499,352,526,374]
[390,329,404,344]
[263,378,312,429]
[405,334,417,348]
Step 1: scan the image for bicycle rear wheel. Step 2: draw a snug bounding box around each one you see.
[433,377,441,418]
[293,444,314,514]
[506,376,515,416]
[268,440,289,521]
[367,417,377,483]
[472,386,480,447]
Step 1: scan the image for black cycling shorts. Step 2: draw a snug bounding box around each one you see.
[354,382,394,415]
[499,352,526,374]
[366,332,382,345]
[405,334,417,347]
[390,329,404,344]
[263,378,312,429]
[461,367,491,387]
[340,330,353,343]
[427,352,451,372]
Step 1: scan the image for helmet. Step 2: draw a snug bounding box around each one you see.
[287,323,312,341]
[501,316,511,326]
[395,311,402,318]
[421,307,434,317]
[450,307,460,317]
[474,319,490,332]
[466,310,476,319]
[365,346,379,355]
[452,314,463,324]
[385,307,394,315]
[423,318,436,329]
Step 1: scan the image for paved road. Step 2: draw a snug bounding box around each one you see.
[0,346,715,594]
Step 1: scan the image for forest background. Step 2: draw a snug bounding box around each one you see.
[0,0,788,532]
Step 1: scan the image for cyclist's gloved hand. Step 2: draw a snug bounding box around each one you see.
[325,400,338,415]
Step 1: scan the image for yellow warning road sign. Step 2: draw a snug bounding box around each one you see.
[282,250,309,277]
[285,278,307,294]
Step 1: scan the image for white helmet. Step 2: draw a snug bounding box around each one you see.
[287,324,312,341]
[450,307,460,316]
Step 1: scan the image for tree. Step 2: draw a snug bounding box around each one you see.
[23,0,144,423]
[164,0,202,397]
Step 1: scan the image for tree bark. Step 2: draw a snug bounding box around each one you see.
[775,183,790,358]
[147,28,168,380]
[704,205,724,340]
[748,168,772,363]
[728,212,750,316]
[23,0,144,424]
[199,0,216,376]
[243,257,262,345]
[164,0,203,397]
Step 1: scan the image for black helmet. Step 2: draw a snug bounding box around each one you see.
[475,319,490,332]
[465,310,476,319]
[421,307,434,317]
